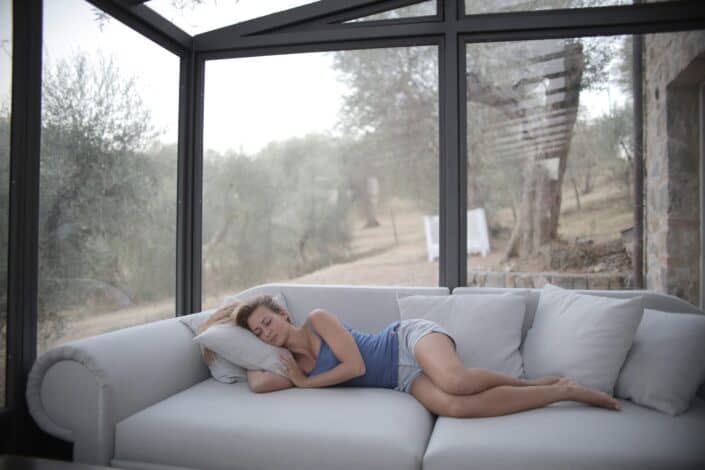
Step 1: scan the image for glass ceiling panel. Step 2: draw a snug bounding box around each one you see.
[465,0,631,15]
[146,0,318,35]
[345,1,436,22]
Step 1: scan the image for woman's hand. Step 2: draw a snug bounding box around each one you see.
[278,351,310,388]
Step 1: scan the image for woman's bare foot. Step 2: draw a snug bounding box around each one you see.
[527,375,563,386]
[557,378,620,411]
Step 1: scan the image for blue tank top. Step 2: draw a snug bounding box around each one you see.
[306,320,400,389]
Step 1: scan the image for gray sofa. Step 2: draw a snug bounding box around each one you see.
[26,284,705,470]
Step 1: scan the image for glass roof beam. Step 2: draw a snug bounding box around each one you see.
[195,0,403,40]
[190,1,705,55]
[195,22,445,54]
[88,0,192,55]
[457,1,705,39]
[295,0,440,28]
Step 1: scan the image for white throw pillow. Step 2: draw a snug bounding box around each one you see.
[522,284,644,395]
[397,293,527,377]
[180,309,247,383]
[181,293,289,381]
[615,309,705,415]
[193,323,287,374]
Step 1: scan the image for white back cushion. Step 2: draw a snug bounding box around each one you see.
[397,293,526,377]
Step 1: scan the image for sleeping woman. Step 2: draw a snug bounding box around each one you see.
[211,294,620,418]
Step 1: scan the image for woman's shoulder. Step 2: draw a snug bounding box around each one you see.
[306,310,351,332]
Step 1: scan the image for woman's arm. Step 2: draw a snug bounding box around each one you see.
[280,309,366,389]
[247,370,293,393]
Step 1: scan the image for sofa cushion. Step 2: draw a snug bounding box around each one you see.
[423,398,705,470]
[114,379,434,470]
[397,293,526,376]
[521,284,644,394]
[615,309,705,416]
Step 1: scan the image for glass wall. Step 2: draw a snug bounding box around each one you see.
[347,1,436,22]
[0,0,12,407]
[464,30,705,303]
[465,0,632,15]
[38,0,179,354]
[465,35,635,290]
[202,47,439,308]
[147,0,318,35]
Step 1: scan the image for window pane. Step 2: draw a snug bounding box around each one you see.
[465,36,636,291]
[0,0,11,408]
[147,0,317,35]
[346,1,436,22]
[202,47,439,308]
[465,0,631,15]
[38,0,179,354]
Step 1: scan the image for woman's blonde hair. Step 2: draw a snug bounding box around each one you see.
[234,294,290,330]
[198,295,289,365]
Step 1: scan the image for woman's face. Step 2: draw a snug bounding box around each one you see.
[247,305,289,346]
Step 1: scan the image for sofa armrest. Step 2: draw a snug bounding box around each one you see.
[26,316,209,466]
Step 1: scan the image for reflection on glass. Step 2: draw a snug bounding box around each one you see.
[38,0,179,354]
[1,0,12,408]
[345,1,436,22]
[465,0,631,15]
[147,0,317,35]
[465,36,635,290]
[202,47,439,308]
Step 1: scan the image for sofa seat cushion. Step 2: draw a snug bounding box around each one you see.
[423,398,705,470]
[113,379,434,470]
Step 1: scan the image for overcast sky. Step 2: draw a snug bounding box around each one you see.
[0,0,626,156]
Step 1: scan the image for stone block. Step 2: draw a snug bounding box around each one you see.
[587,276,610,290]
[550,274,574,289]
[514,274,534,289]
[474,272,487,287]
[485,272,507,288]
[531,274,550,288]
[572,277,588,290]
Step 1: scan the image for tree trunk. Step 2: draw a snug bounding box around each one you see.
[570,174,582,210]
[504,42,585,258]
[350,173,379,228]
[583,165,593,194]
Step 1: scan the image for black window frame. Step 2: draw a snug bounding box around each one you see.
[4,0,705,457]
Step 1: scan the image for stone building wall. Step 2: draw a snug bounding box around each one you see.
[643,28,705,304]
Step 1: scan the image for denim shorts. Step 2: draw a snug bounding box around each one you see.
[394,319,456,393]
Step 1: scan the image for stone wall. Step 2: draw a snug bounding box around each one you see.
[643,29,705,304]
[468,271,632,290]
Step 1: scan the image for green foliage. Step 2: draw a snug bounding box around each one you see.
[333,46,439,212]
[38,52,175,314]
[202,134,352,295]
[35,51,357,312]
[567,102,634,192]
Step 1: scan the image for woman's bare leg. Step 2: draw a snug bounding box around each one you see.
[410,375,620,418]
[414,332,561,395]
